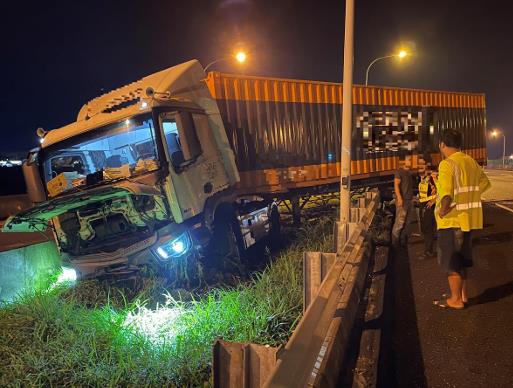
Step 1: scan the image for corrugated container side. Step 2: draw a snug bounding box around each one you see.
[206,72,486,194]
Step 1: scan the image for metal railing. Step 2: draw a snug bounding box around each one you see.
[213,190,381,388]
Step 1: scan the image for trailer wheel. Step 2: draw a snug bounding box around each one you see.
[268,204,281,249]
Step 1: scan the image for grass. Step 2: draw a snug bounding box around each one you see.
[0,217,334,387]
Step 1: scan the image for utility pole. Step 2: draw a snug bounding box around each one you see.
[340,0,354,225]
[502,133,506,169]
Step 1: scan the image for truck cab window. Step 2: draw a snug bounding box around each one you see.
[162,112,202,170]
[51,155,86,177]
[40,114,159,194]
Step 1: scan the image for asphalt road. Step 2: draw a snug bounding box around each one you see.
[482,168,513,203]
[387,169,513,388]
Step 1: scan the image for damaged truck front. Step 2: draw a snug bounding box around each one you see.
[3,60,276,280]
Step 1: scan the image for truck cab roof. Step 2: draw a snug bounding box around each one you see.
[42,60,207,148]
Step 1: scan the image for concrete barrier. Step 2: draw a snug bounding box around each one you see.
[0,240,61,302]
[0,193,31,220]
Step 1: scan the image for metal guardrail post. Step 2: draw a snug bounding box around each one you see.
[263,190,379,388]
[303,252,336,312]
[213,340,282,388]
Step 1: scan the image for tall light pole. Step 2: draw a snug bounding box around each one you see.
[204,51,247,72]
[340,0,354,225]
[491,129,506,169]
[365,50,408,86]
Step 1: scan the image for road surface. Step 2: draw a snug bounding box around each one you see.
[482,168,513,203]
[386,168,513,387]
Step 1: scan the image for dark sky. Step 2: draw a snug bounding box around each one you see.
[2,0,512,158]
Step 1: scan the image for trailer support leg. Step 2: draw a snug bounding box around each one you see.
[291,196,301,226]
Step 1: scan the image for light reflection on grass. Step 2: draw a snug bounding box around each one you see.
[0,218,334,386]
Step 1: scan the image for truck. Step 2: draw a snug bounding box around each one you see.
[2,60,487,280]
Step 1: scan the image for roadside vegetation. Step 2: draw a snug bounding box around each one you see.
[0,217,334,387]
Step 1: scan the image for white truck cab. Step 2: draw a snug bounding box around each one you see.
[3,60,277,280]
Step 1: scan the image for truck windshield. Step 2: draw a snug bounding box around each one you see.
[41,113,159,196]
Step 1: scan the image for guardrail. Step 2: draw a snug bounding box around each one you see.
[213,190,382,388]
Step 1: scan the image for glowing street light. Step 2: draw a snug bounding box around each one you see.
[235,51,247,64]
[365,49,409,86]
[491,129,506,168]
[204,51,248,72]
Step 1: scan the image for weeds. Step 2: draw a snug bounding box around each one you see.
[0,217,334,387]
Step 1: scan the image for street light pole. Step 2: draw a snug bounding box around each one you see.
[365,50,408,86]
[204,57,229,72]
[501,133,506,169]
[492,129,506,169]
[365,55,395,86]
[340,0,354,225]
[204,52,247,72]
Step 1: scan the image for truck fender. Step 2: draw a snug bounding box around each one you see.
[202,187,237,231]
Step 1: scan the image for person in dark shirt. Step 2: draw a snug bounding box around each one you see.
[392,155,414,246]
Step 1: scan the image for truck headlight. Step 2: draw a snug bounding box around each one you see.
[155,232,191,260]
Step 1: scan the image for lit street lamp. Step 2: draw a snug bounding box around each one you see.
[491,129,506,169]
[365,50,408,86]
[204,51,247,72]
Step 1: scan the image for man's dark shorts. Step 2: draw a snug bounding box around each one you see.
[437,228,473,274]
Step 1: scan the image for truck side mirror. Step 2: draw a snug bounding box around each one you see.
[23,151,46,203]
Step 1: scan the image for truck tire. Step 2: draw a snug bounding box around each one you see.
[209,205,246,269]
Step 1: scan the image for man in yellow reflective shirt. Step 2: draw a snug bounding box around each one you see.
[433,129,491,309]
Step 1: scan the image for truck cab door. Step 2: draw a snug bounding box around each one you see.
[159,110,230,222]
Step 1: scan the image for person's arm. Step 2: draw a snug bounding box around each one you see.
[427,178,436,207]
[439,196,454,217]
[437,161,455,218]
[478,167,491,194]
[394,177,403,207]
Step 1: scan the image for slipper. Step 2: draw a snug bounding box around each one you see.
[433,299,465,310]
[442,293,468,304]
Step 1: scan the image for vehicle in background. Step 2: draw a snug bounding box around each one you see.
[2,60,487,280]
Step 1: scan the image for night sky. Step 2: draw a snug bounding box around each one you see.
[2,0,512,158]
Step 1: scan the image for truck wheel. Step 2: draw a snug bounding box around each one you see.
[268,204,281,249]
[210,207,246,270]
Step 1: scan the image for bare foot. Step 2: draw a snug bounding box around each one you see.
[443,293,468,304]
[446,298,465,309]
[433,298,465,310]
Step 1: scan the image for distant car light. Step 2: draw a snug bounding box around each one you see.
[155,232,191,261]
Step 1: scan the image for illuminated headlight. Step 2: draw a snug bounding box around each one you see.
[155,232,191,260]
[56,266,77,284]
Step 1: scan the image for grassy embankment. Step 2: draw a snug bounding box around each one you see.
[0,218,334,387]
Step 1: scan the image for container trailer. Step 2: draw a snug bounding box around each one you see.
[2,60,487,279]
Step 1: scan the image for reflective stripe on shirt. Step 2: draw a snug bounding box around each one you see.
[454,185,480,195]
[455,202,482,211]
